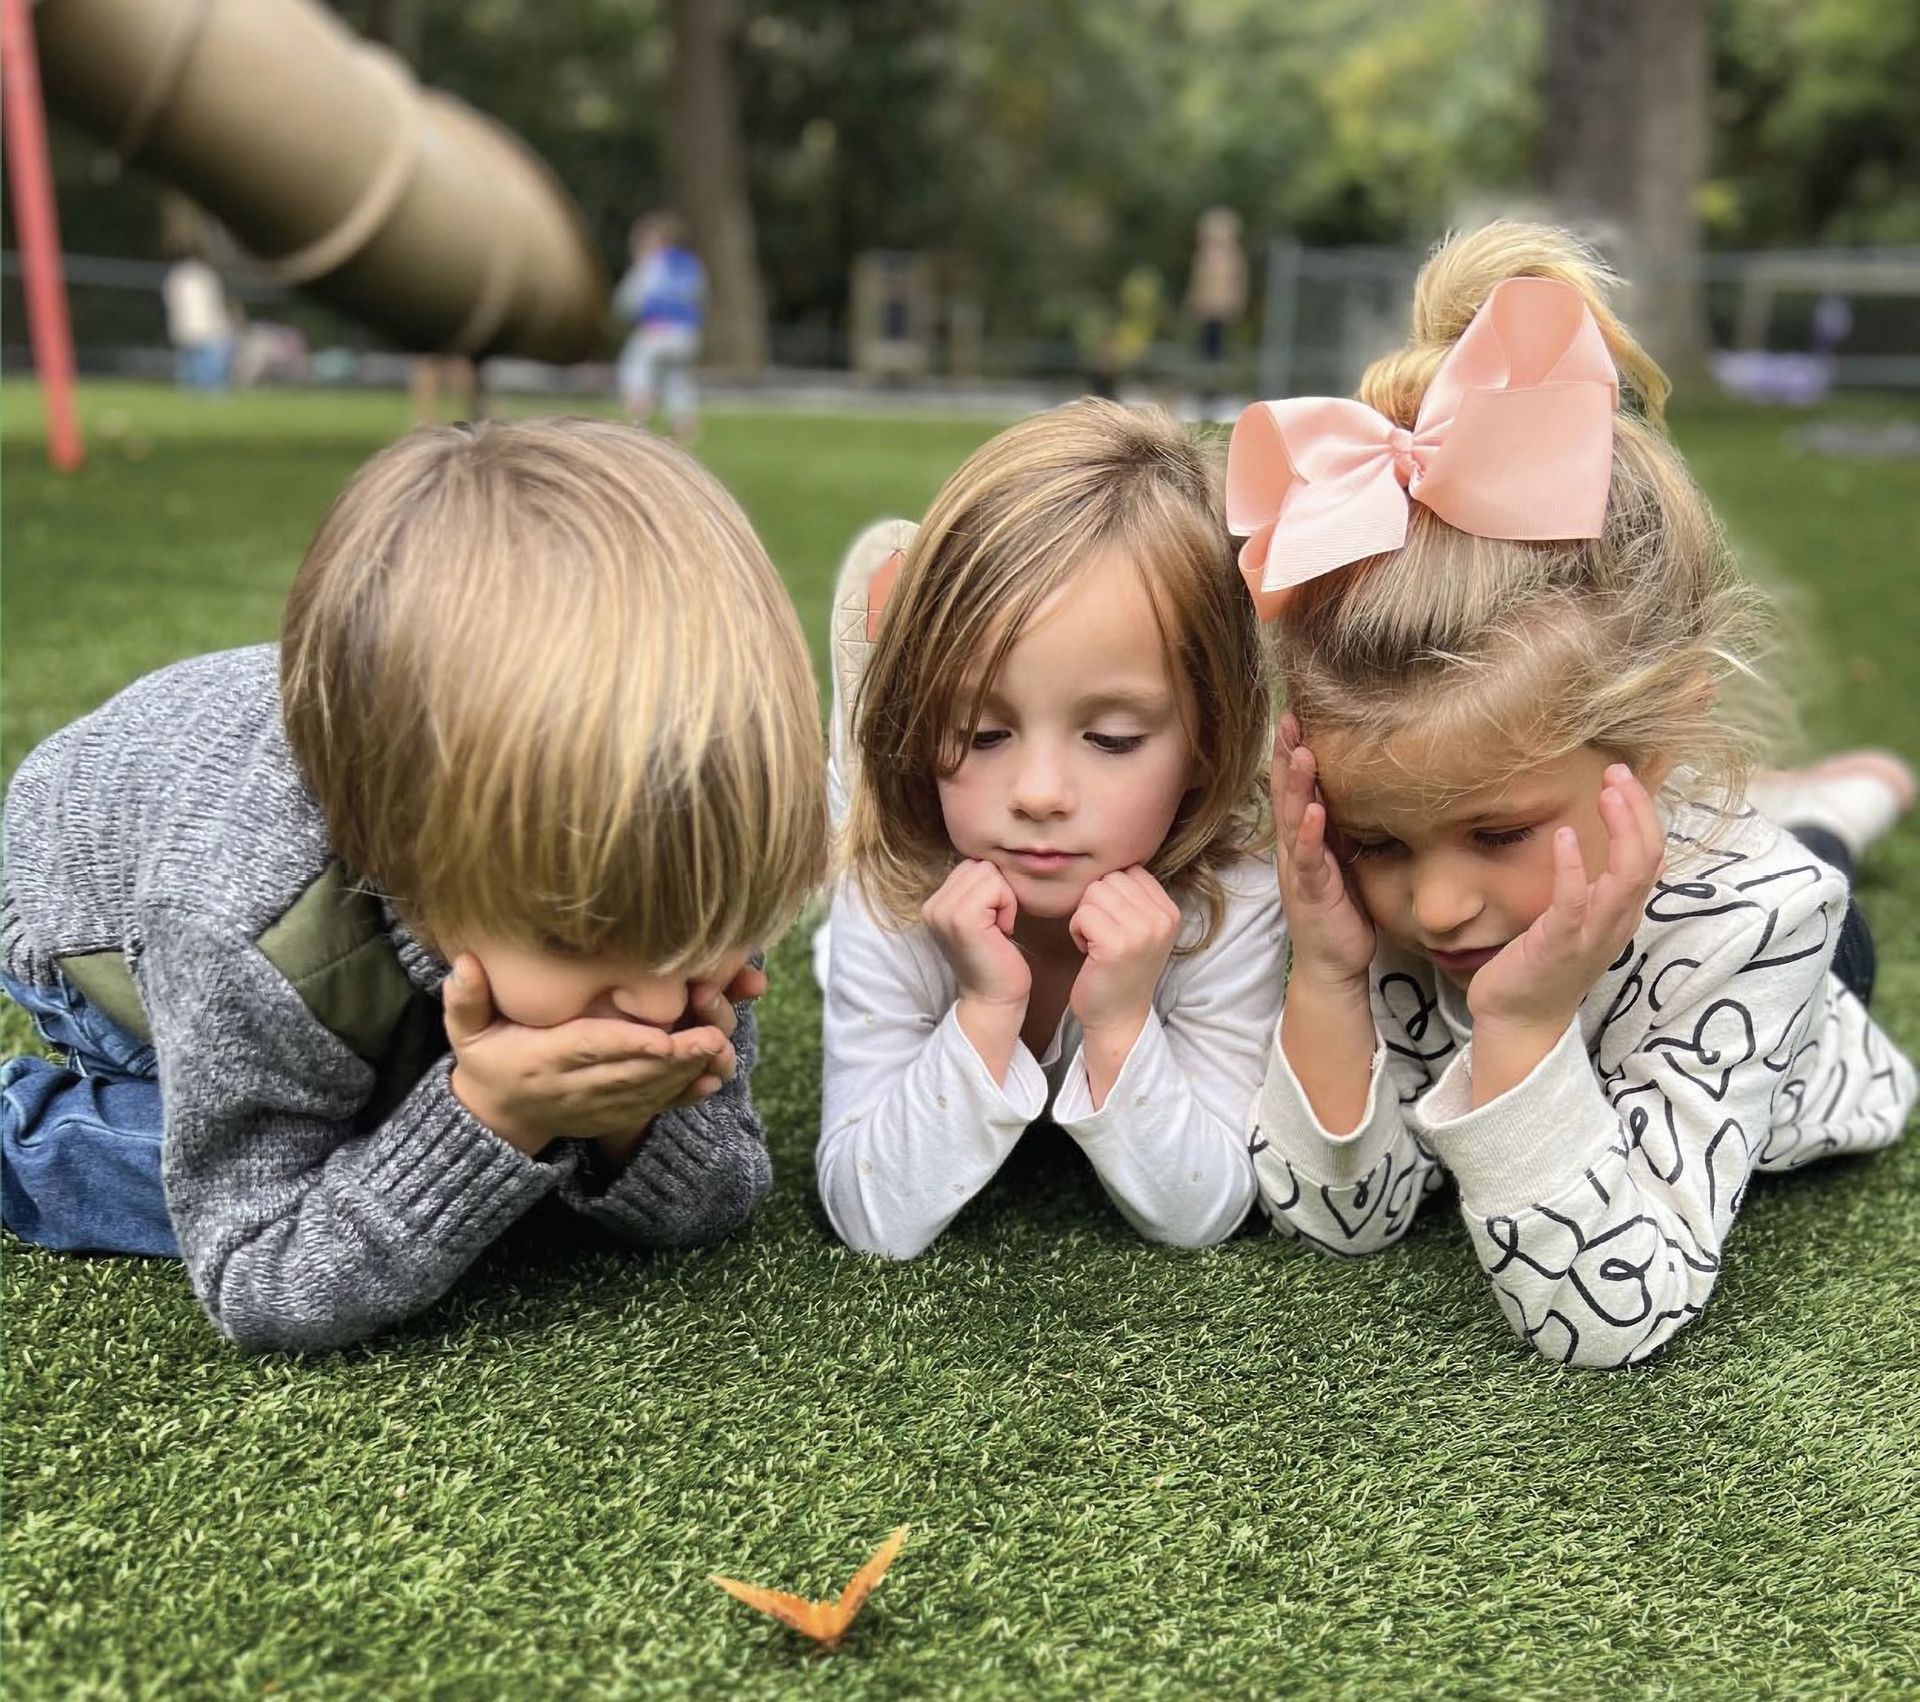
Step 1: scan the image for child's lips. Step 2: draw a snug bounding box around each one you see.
[1428,944,1504,975]
[1002,847,1082,873]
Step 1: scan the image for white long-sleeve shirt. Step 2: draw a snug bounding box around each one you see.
[820,857,1286,1258]
[1250,797,1915,1369]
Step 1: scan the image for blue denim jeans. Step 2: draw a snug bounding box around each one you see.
[175,339,233,393]
[0,971,177,1255]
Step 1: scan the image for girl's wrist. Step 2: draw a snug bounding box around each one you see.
[954,991,1027,1047]
[956,988,1027,1022]
[954,995,1025,1088]
[1079,1012,1150,1110]
[1078,1005,1153,1046]
[1277,977,1376,1135]
[1465,1014,1572,1108]
[1467,993,1580,1044]
[1286,960,1373,1003]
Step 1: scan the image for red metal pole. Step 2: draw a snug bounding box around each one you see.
[2,0,85,471]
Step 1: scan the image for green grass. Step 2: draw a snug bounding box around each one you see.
[4,381,1919,1700]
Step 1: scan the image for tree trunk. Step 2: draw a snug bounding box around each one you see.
[1541,0,1708,385]
[668,0,767,373]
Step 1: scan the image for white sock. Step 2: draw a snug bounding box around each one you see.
[1747,772,1906,862]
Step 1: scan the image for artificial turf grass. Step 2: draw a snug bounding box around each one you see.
[8,952,1917,1700]
[4,383,1919,1699]
[0,383,992,774]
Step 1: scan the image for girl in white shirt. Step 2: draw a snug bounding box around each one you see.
[1228,221,1915,1367]
[819,399,1284,1258]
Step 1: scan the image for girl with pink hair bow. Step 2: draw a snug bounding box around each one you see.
[1232,221,1914,1368]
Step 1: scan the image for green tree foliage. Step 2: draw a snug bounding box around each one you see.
[336,0,673,268]
[1711,0,1920,245]
[19,0,1917,356]
[744,0,1539,348]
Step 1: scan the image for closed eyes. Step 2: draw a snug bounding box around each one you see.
[965,729,1148,754]
[1339,825,1535,862]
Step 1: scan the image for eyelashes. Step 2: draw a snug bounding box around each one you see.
[1339,825,1536,862]
[964,729,1148,755]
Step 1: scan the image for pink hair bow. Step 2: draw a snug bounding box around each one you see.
[1225,276,1620,619]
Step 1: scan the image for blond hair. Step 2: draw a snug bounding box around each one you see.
[843,399,1268,940]
[1275,222,1772,809]
[281,417,825,968]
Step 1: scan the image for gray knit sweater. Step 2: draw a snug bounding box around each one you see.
[1,646,773,1352]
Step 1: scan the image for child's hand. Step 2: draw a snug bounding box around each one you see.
[1467,763,1666,1040]
[922,859,1031,1014]
[444,955,735,1155]
[1067,866,1182,1039]
[586,965,764,1174]
[712,959,769,1010]
[1273,719,1376,989]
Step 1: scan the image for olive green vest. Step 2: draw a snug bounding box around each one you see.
[53,863,447,1123]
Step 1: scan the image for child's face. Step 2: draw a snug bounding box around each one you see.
[1310,736,1638,985]
[447,932,752,1030]
[936,548,1200,923]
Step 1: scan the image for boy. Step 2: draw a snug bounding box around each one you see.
[1,418,825,1351]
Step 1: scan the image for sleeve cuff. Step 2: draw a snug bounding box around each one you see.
[355,1056,562,1243]
[1050,1013,1166,1130]
[1412,1018,1609,1211]
[560,1088,771,1249]
[942,1006,1049,1122]
[1252,1025,1404,1188]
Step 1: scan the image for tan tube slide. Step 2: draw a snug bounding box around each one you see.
[35,0,607,362]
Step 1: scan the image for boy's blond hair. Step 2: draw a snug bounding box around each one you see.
[1275,222,1774,811]
[281,416,825,969]
[843,399,1269,942]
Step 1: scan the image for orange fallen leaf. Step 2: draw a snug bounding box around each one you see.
[711,1524,910,1649]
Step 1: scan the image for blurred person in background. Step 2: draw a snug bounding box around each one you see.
[163,255,236,394]
[614,212,705,441]
[1186,207,1248,412]
[409,355,485,424]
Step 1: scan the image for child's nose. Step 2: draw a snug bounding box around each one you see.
[609,981,690,1028]
[1411,861,1483,937]
[1009,746,1072,817]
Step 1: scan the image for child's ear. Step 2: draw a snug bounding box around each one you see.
[1636,751,1679,795]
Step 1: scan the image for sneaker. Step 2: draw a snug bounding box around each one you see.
[1746,749,1916,863]
[817,518,917,991]
[828,517,919,822]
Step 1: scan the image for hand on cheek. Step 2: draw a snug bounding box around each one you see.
[1466,765,1666,1105]
[923,860,1031,1084]
[1067,866,1182,1040]
[922,860,1031,1011]
[1271,721,1376,990]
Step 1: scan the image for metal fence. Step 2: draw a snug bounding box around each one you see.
[1257,239,1920,400]
[8,243,1918,398]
